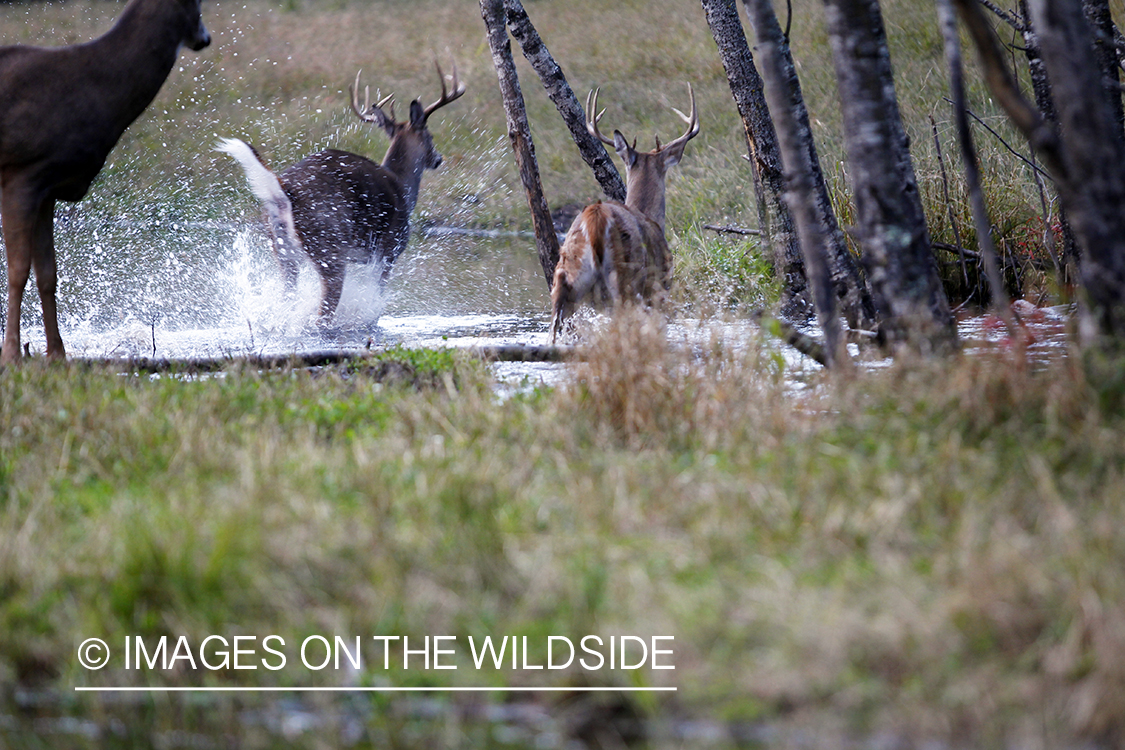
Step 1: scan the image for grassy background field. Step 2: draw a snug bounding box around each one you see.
[3,0,1125,747]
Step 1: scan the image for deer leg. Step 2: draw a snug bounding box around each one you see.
[30,198,65,360]
[1,185,38,365]
[318,264,346,319]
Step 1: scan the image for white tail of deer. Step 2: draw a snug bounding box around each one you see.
[550,84,699,344]
[0,0,210,365]
[219,62,465,320]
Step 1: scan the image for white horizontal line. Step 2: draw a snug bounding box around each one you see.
[75,686,676,693]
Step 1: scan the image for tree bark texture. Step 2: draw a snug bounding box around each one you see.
[822,0,958,354]
[738,1,877,333]
[742,0,847,367]
[501,0,627,203]
[480,0,560,288]
[1019,0,1083,277]
[700,0,812,320]
[1027,0,1125,343]
[936,0,1014,335]
[1080,0,1124,138]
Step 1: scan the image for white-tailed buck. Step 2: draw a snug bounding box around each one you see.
[550,85,699,344]
[0,0,210,365]
[218,63,466,320]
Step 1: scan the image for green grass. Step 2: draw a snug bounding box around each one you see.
[4,323,1125,747]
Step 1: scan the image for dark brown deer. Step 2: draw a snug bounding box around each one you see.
[218,63,466,321]
[550,85,699,343]
[0,0,210,365]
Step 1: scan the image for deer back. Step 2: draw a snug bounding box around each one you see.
[279,150,408,268]
[0,0,209,200]
[553,201,670,308]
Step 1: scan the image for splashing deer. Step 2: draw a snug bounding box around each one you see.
[549,85,699,344]
[0,0,210,365]
[218,63,466,321]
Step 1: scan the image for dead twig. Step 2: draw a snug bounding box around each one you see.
[703,223,762,236]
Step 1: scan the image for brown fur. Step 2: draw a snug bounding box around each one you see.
[550,201,671,343]
[0,0,210,364]
[548,85,697,344]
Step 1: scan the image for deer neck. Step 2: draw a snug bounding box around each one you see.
[381,139,427,215]
[93,0,185,123]
[623,168,667,232]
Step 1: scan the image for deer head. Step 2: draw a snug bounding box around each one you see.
[587,84,699,230]
[350,61,466,182]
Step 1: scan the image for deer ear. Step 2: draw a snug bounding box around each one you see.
[409,99,425,127]
[662,140,687,168]
[613,131,636,168]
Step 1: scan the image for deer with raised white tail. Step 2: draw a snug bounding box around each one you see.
[218,63,465,321]
[549,84,699,344]
[0,0,211,365]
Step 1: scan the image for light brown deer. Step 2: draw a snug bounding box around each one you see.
[0,0,210,365]
[218,63,465,320]
[549,85,699,344]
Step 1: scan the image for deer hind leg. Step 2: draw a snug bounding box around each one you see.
[274,242,300,298]
[317,262,346,320]
[31,198,65,360]
[1,184,52,364]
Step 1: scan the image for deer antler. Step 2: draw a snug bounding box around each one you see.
[585,87,615,147]
[422,60,466,122]
[660,83,699,153]
[351,70,396,124]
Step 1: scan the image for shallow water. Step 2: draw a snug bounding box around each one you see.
[8,215,1070,389]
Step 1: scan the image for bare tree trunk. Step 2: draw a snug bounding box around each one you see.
[1081,0,1124,138]
[955,0,1125,344]
[737,0,878,334]
[822,0,958,355]
[936,0,1015,336]
[1019,0,1082,280]
[501,0,626,203]
[1028,0,1125,342]
[480,0,560,288]
[742,0,848,368]
[700,0,812,320]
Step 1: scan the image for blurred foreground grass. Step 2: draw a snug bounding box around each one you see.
[3,320,1125,746]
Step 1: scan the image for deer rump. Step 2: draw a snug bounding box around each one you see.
[221,138,408,317]
[278,150,407,280]
[550,201,671,337]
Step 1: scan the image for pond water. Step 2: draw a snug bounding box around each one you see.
[7,215,823,387]
[7,214,1071,387]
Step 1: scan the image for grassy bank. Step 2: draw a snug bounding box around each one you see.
[3,323,1125,747]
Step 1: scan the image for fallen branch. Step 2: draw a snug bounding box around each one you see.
[749,309,827,365]
[703,223,763,236]
[77,345,574,375]
[933,240,982,260]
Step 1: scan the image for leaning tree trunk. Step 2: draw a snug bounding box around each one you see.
[742,0,848,368]
[737,0,878,334]
[480,0,560,288]
[502,0,626,203]
[821,0,958,355]
[700,0,812,320]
